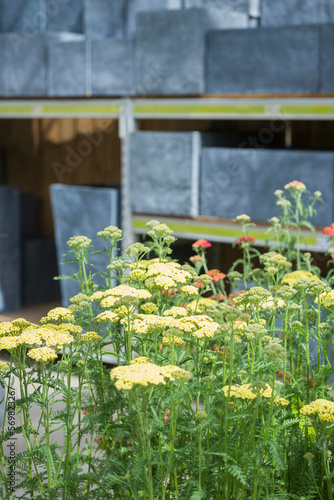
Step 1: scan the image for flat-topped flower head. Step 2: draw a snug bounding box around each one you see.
[192,239,212,249]
[236,236,256,245]
[28,346,58,363]
[80,332,101,343]
[67,235,92,250]
[97,225,122,241]
[284,180,307,191]
[281,270,320,287]
[207,269,226,282]
[41,307,75,324]
[110,359,190,391]
[235,214,251,223]
[323,223,334,237]
[300,399,334,424]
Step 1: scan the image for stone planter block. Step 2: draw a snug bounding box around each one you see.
[319,24,334,93]
[0,186,20,312]
[261,0,319,26]
[130,132,222,217]
[50,184,120,306]
[135,8,208,95]
[184,0,249,29]
[47,36,86,96]
[200,148,334,226]
[46,0,84,33]
[262,0,334,26]
[92,39,134,96]
[206,25,319,94]
[22,237,60,306]
[4,33,46,96]
[83,0,125,39]
[126,0,181,37]
[20,193,38,238]
[0,0,42,33]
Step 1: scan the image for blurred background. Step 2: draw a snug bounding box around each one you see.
[0,0,333,314]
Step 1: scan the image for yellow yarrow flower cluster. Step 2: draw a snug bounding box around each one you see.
[281,271,320,287]
[0,320,34,338]
[27,346,58,362]
[0,361,9,371]
[163,335,184,345]
[80,332,101,343]
[315,290,334,307]
[95,311,119,324]
[140,302,158,314]
[40,307,75,324]
[181,285,199,296]
[186,298,217,314]
[95,285,152,308]
[261,297,285,310]
[154,275,176,290]
[300,399,334,423]
[0,336,21,350]
[222,383,289,406]
[110,358,190,391]
[146,262,191,285]
[163,307,188,318]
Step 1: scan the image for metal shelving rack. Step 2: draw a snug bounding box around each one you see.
[1,96,334,251]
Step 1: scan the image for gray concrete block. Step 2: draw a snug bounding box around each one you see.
[261,0,319,26]
[126,0,181,36]
[4,33,46,96]
[20,193,38,238]
[0,37,4,96]
[50,184,120,306]
[184,0,249,29]
[200,148,334,226]
[47,37,86,97]
[46,0,84,33]
[206,25,320,94]
[84,0,125,38]
[130,132,204,217]
[262,0,334,26]
[22,237,61,306]
[0,186,20,312]
[92,39,134,96]
[0,0,43,33]
[135,8,207,95]
[319,24,334,93]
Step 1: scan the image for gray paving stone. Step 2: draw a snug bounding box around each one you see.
[22,237,61,307]
[130,132,215,217]
[200,148,334,226]
[206,25,320,94]
[0,0,43,33]
[319,24,334,93]
[135,8,208,95]
[47,36,86,97]
[84,0,125,38]
[92,39,134,96]
[4,33,46,96]
[50,184,120,306]
[0,186,20,312]
[46,0,84,33]
[126,0,181,36]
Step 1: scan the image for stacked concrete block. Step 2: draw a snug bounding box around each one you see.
[50,184,120,306]
[83,0,125,39]
[0,37,5,96]
[319,24,334,93]
[47,34,86,96]
[206,25,319,94]
[0,0,43,33]
[200,148,334,226]
[184,0,249,29]
[261,0,334,26]
[0,186,20,312]
[130,132,223,217]
[135,8,208,95]
[46,0,84,33]
[126,0,181,37]
[92,39,134,95]
[4,33,46,96]
[22,237,60,306]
